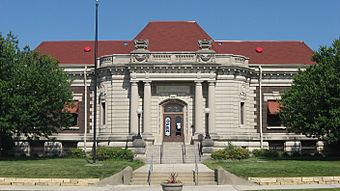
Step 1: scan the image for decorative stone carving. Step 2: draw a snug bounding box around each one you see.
[132,54,150,62]
[134,39,149,50]
[198,39,212,50]
[196,39,215,63]
[240,84,247,100]
[99,83,107,98]
[131,39,150,63]
[197,53,215,63]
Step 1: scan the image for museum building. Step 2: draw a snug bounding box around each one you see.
[22,21,323,161]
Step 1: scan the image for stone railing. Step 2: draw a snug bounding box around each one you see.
[99,53,249,67]
[248,176,340,185]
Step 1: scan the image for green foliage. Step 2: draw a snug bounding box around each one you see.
[0,33,73,153]
[96,147,134,161]
[280,38,340,143]
[211,143,250,160]
[65,148,85,158]
[252,149,280,158]
[211,149,227,160]
[252,149,264,157]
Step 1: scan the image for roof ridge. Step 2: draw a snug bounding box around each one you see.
[148,20,197,23]
[215,40,305,43]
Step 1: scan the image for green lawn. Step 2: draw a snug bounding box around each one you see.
[0,158,143,179]
[204,158,340,178]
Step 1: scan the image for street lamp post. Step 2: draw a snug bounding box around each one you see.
[92,0,99,163]
[136,108,143,139]
[133,108,145,148]
[204,108,210,139]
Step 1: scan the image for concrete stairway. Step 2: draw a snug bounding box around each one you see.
[131,164,216,185]
[146,143,201,164]
[183,144,200,163]
[161,142,184,164]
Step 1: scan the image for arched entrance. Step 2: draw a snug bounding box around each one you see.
[162,100,185,142]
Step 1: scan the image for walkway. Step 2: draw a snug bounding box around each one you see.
[1,184,340,191]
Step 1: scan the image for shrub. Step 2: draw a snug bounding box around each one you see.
[66,148,85,158]
[263,150,280,158]
[252,149,264,157]
[252,149,279,158]
[211,149,227,160]
[211,143,250,160]
[96,147,134,161]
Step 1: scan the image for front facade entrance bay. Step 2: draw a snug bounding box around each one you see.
[25,21,322,162]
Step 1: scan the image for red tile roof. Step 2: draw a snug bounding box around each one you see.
[35,21,314,65]
[214,41,314,64]
[36,41,133,64]
[134,21,213,51]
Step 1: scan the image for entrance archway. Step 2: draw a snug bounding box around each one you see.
[162,100,186,142]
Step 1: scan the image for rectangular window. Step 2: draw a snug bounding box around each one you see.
[240,102,245,125]
[61,101,80,128]
[267,100,282,127]
[101,102,106,126]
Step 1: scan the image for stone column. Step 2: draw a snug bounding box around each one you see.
[208,81,216,136]
[195,81,204,135]
[130,81,138,135]
[143,81,152,134]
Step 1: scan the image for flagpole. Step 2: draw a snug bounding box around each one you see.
[92,0,99,163]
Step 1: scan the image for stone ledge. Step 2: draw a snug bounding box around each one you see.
[0,177,99,186]
[248,176,340,185]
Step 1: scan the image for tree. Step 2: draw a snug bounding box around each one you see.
[280,39,340,143]
[0,33,73,154]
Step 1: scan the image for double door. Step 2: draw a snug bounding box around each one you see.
[163,114,184,142]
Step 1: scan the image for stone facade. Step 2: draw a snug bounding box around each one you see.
[26,21,320,160]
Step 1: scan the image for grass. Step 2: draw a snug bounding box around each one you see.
[204,158,340,178]
[0,158,143,179]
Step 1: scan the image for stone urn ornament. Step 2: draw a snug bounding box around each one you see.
[160,172,183,191]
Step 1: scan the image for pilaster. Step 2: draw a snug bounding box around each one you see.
[195,81,204,135]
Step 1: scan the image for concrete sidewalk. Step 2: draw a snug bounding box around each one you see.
[1,184,340,191]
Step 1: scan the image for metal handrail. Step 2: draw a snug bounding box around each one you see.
[198,142,202,162]
[193,154,199,185]
[147,154,153,185]
[182,143,186,163]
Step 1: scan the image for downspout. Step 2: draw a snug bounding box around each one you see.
[84,65,88,152]
[111,77,113,134]
[259,65,263,149]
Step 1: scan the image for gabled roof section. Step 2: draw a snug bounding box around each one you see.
[134,21,213,51]
[215,41,314,65]
[36,41,133,64]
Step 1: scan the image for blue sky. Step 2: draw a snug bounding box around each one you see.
[1,0,339,50]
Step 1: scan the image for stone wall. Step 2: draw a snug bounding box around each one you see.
[249,176,340,185]
[0,177,99,186]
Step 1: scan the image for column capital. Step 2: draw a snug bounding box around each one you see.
[195,80,203,84]
[143,80,152,84]
[208,80,216,84]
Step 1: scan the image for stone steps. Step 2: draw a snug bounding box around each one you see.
[145,143,202,164]
[131,171,216,185]
[161,143,184,164]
